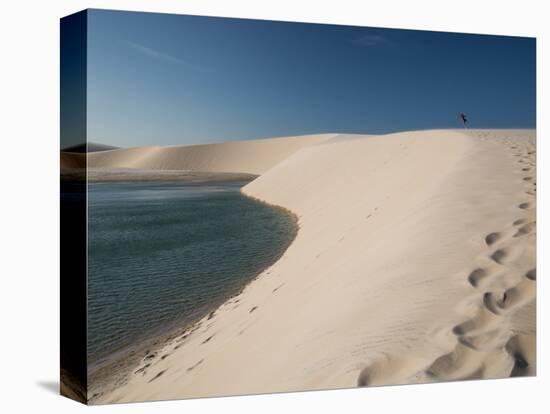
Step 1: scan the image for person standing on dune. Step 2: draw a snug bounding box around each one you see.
[459,112,468,128]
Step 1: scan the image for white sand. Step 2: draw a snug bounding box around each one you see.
[87,133,336,174]
[91,129,536,404]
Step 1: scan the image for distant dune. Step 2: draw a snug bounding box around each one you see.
[62,142,119,153]
[61,142,117,173]
[87,133,336,175]
[60,152,86,170]
[91,129,536,403]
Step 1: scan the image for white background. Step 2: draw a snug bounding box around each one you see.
[0,0,547,413]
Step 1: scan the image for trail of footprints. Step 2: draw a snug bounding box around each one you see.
[426,141,536,381]
[358,139,536,386]
[126,291,265,387]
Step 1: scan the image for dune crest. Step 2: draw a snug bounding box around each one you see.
[91,129,536,403]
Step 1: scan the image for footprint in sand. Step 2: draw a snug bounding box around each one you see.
[148,370,166,383]
[483,291,505,315]
[142,352,157,363]
[505,335,535,377]
[505,335,534,377]
[513,218,527,226]
[491,249,510,265]
[496,280,536,311]
[468,268,488,287]
[485,232,501,246]
[525,269,536,281]
[458,327,507,351]
[452,307,500,336]
[187,359,204,372]
[356,354,413,387]
[425,343,484,381]
[201,334,215,344]
[513,222,535,237]
[134,363,151,375]
[518,202,533,210]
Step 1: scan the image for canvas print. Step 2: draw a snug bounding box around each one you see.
[60,9,536,405]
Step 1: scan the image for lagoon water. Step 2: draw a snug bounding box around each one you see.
[87,180,296,367]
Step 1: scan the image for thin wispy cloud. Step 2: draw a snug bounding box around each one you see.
[127,41,214,73]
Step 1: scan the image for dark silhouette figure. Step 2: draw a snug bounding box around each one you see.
[459,112,468,128]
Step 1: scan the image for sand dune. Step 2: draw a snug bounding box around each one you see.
[62,142,119,153]
[87,133,336,175]
[92,129,536,403]
[60,152,86,170]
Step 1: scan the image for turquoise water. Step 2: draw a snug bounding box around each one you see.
[87,180,296,366]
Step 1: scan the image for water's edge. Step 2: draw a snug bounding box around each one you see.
[87,188,299,399]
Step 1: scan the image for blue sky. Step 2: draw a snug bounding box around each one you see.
[86,9,536,147]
